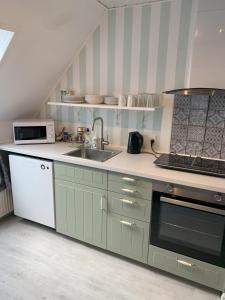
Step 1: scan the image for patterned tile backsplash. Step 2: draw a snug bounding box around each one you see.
[170,95,225,159]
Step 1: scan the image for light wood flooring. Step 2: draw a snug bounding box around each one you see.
[0,216,221,300]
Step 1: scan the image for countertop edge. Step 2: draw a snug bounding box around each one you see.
[1,143,225,193]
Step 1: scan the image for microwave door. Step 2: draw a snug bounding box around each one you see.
[14,126,47,142]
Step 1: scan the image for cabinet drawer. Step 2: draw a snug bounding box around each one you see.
[108,192,151,222]
[108,181,152,200]
[107,213,149,263]
[54,162,107,189]
[148,245,225,291]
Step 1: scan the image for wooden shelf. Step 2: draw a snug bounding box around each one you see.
[47,102,161,112]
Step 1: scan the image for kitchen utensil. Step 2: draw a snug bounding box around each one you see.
[85,95,104,104]
[77,127,86,143]
[127,131,143,154]
[118,95,127,106]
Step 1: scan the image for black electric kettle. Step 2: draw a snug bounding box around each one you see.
[127,131,143,154]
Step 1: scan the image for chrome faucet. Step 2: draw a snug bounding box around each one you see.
[92,117,109,150]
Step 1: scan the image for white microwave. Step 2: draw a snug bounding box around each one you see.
[13,119,55,145]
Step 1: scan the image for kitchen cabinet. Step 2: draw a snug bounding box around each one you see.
[148,245,225,291]
[107,172,151,263]
[54,163,152,262]
[55,179,107,249]
[107,213,149,263]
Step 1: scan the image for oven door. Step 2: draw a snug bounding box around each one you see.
[150,192,225,267]
[14,126,47,144]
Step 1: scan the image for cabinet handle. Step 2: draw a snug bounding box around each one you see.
[101,196,104,210]
[120,198,136,205]
[120,220,135,227]
[122,177,136,183]
[177,259,193,267]
[122,188,137,194]
[100,196,107,211]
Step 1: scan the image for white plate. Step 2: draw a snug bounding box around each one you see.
[104,97,118,105]
[62,95,85,101]
[104,100,118,105]
[62,100,85,103]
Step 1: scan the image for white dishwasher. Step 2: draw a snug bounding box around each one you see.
[9,155,55,228]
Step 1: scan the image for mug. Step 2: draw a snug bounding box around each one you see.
[127,95,137,107]
[118,95,127,106]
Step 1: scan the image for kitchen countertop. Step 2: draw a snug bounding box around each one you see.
[1,142,225,193]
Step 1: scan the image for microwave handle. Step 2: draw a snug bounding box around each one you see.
[160,196,225,216]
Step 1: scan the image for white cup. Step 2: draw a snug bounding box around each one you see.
[118,95,127,106]
[127,95,137,107]
[137,94,146,107]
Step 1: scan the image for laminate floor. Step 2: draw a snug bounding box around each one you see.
[0,216,221,300]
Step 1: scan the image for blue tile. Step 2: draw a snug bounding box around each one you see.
[205,127,223,144]
[189,110,207,126]
[207,110,225,128]
[202,142,222,158]
[173,108,189,125]
[187,126,205,142]
[170,139,186,154]
[186,141,203,156]
[191,95,209,110]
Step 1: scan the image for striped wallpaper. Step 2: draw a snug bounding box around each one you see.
[40,0,195,149]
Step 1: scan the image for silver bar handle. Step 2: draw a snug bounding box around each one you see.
[100,196,107,211]
[100,196,103,210]
[160,196,225,216]
[122,188,137,194]
[120,198,136,205]
[120,220,135,227]
[122,177,136,183]
[177,259,194,267]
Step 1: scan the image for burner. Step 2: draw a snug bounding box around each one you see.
[154,154,225,178]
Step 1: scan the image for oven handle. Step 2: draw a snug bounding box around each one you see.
[160,196,225,216]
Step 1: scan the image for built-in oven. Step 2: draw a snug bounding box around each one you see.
[150,181,225,268]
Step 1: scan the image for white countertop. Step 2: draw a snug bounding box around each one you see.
[1,142,225,193]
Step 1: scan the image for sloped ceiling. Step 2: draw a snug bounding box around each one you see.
[0,0,104,120]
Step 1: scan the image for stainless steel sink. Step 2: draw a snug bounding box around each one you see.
[64,148,121,162]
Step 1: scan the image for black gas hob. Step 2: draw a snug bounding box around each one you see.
[154,154,225,178]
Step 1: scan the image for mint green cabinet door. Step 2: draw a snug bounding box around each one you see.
[55,179,107,249]
[107,213,149,263]
[54,162,107,190]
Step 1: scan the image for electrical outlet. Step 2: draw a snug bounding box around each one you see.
[151,135,158,145]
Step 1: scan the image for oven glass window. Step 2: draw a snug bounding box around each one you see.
[159,202,225,256]
[151,194,225,267]
[14,126,47,140]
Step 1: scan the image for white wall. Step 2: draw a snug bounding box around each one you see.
[190,0,225,88]
[0,121,12,143]
[0,0,104,121]
[42,0,197,152]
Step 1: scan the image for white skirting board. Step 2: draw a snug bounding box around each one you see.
[0,189,13,218]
